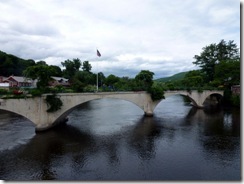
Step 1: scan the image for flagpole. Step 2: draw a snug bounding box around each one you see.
[96,49,101,92]
[96,63,98,92]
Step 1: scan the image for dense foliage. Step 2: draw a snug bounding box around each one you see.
[193,40,240,83]
[61,58,82,80]
[23,62,55,90]
[45,94,63,112]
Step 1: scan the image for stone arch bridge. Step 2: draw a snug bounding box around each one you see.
[0,90,223,131]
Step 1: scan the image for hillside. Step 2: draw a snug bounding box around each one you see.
[0,50,36,76]
[155,71,188,82]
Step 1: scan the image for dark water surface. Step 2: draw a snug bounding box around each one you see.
[0,95,240,181]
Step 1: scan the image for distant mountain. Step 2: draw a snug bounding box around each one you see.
[155,71,188,82]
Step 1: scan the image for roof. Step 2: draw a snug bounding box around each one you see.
[51,76,69,82]
[4,76,32,83]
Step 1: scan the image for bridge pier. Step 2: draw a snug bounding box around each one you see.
[35,117,68,132]
[144,111,154,117]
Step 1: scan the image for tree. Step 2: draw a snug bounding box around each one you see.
[135,70,154,90]
[36,61,48,65]
[182,70,204,88]
[193,40,240,83]
[74,71,96,86]
[214,59,240,87]
[61,58,81,80]
[82,61,92,72]
[23,65,55,89]
[105,74,120,86]
[49,65,62,77]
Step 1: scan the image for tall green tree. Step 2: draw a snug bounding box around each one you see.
[135,70,154,90]
[193,40,240,83]
[82,61,92,72]
[49,65,63,77]
[72,70,96,92]
[214,59,240,87]
[23,65,55,89]
[105,74,120,86]
[61,58,81,80]
[74,71,96,85]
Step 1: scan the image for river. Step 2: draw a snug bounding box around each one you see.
[0,95,240,181]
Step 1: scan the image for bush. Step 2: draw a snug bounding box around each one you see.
[148,84,165,101]
[45,94,63,112]
[29,89,43,96]
[83,85,96,92]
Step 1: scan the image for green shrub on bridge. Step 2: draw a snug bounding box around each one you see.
[148,83,165,101]
[45,94,63,112]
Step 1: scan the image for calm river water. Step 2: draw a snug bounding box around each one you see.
[0,95,240,181]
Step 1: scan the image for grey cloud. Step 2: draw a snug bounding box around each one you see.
[10,23,60,37]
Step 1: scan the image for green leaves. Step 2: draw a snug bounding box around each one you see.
[61,58,82,80]
[23,65,55,89]
[193,40,240,83]
[135,70,154,91]
[148,83,165,101]
[45,94,63,113]
[82,61,92,72]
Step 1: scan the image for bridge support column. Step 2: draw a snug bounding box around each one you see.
[143,97,158,117]
[144,111,153,117]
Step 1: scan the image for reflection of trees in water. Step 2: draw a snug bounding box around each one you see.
[189,106,240,166]
[127,117,162,160]
[200,135,240,171]
[184,106,240,166]
[202,136,239,151]
[198,107,238,137]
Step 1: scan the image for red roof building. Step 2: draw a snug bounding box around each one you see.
[2,76,33,88]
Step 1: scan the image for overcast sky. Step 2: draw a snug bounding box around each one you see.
[0,0,240,79]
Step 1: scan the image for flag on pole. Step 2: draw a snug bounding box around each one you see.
[97,49,101,57]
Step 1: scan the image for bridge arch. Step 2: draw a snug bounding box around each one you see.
[52,97,145,127]
[203,92,223,106]
[162,91,198,107]
[0,98,43,127]
[0,108,36,128]
[162,90,223,108]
